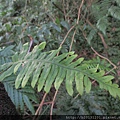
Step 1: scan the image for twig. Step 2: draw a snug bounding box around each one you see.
[91,47,117,74]
[50,90,58,120]
[91,47,117,69]
[62,0,67,20]
[43,101,52,105]
[33,93,47,120]
[59,24,76,48]
[59,0,85,50]
[72,94,79,102]
[57,24,76,56]
[105,67,116,75]
[92,80,96,84]
[69,30,76,52]
[98,32,108,49]
[76,0,85,24]
[52,2,64,14]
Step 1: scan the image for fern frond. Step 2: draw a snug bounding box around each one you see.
[3,76,38,114]
[91,0,111,21]
[108,6,120,20]
[96,16,108,35]
[115,0,120,6]
[0,42,119,98]
[0,45,15,65]
[82,57,113,72]
[87,29,96,45]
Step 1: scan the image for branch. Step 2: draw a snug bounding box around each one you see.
[34,93,47,116]
[50,90,58,120]
[52,2,64,13]
[59,24,76,48]
[77,0,85,24]
[69,29,76,52]
[91,47,117,69]
[59,0,85,49]
[62,0,67,20]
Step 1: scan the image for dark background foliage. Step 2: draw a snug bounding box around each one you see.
[0,0,120,116]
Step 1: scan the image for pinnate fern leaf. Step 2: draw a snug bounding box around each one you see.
[3,76,38,114]
[97,16,108,35]
[115,0,120,6]
[109,6,120,20]
[0,42,120,98]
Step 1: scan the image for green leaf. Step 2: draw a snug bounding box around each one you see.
[68,57,84,67]
[0,65,15,81]
[101,75,114,82]
[75,72,84,95]
[115,0,120,6]
[3,79,37,113]
[14,62,22,74]
[44,65,58,93]
[38,42,46,50]
[55,17,60,25]
[88,64,99,73]
[1,42,118,98]
[19,92,24,112]
[15,62,31,89]
[52,24,61,32]
[31,62,43,88]
[12,53,19,62]
[49,22,61,32]
[0,63,12,71]
[23,95,35,115]
[109,87,117,98]
[60,54,77,65]
[14,89,19,109]
[61,21,70,30]
[84,76,91,93]
[21,62,37,88]
[54,67,66,90]
[46,48,61,61]
[97,16,108,35]
[31,53,46,88]
[109,6,120,20]
[54,53,70,62]
[37,64,52,91]
[87,29,96,45]
[95,70,105,77]
[66,70,74,96]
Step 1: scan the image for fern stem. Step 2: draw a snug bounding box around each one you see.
[71,94,80,103]
[69,30,76,52]
[76,0,85,24]
[59,24,76,52]
[91,47,117,69]
[62,0,67,20]
[50,90,58,119]
[34,93,47,117]
[58,0,85,55]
